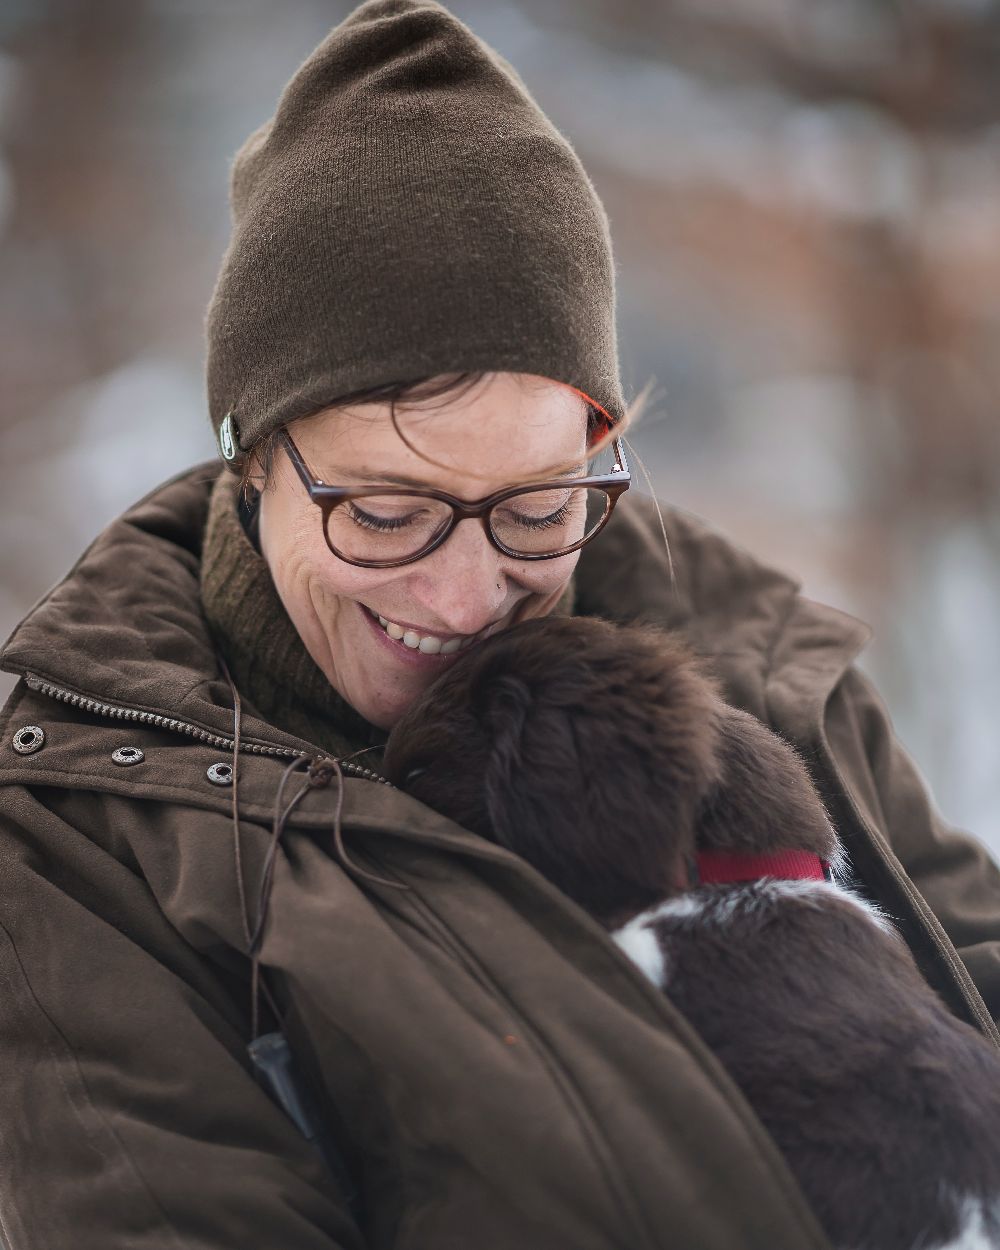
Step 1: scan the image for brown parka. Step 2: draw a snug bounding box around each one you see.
[1,461,998,1250]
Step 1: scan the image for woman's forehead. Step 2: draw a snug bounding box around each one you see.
[294,374,590,487]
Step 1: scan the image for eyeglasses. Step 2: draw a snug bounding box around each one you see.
[278,427,631,569]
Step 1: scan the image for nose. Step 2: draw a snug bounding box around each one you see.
[405,516,512,635]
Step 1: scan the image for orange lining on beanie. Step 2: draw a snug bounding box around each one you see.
[552,380,616,446]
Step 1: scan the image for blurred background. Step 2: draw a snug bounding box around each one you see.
[0,0,997,854]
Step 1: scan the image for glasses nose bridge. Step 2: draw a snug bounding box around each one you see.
[444,496,504,554]
[428,497,505,564]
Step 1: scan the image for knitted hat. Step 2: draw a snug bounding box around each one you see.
[205,0,624,463]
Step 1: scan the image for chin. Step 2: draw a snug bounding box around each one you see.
[347,681,410,733]
[362,704,399,733]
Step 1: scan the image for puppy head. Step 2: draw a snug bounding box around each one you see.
[383,615,723,922]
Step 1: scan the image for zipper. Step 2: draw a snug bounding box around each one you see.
[23,672,392,785]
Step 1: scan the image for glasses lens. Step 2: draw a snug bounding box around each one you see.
[325,495,452,564]
[490,486,610,557]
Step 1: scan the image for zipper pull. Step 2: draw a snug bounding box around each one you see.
[248,1031,362,1217]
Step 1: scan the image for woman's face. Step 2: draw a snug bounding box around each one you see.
[258,371,589,730]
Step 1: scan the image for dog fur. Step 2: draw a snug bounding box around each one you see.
[384,615,1000,1250]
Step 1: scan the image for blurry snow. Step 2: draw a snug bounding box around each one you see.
[1,353,213,527]
[0,354,215,704]
[781,103,921,224]
[888,521,1000,859]
[476,13,924,225]
[720,374,866,514]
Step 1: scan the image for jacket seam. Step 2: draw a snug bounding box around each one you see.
[0,918,189,1250]
[378,869,663,1250]
[760,589,802,704]
[812,738,1000,1046]
[0,771,326,829]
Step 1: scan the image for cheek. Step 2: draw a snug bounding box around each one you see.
[507,552,579,626]
[520,551,580,595]
[259,489,383,613]
[261,498,323,594]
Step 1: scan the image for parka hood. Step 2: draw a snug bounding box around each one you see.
[0,463,302,754]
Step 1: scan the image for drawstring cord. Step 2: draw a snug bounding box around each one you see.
[217,654,407,1042]
[215,654,408,1224]
[295,752,411,895]
[217,652,284,1038]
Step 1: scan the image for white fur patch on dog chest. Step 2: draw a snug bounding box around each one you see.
[611,915,667,988]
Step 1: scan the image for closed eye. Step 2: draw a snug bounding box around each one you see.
[348,503,423,532]
[404,766,428,784]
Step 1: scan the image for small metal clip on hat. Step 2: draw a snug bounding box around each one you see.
[219,410,241,462]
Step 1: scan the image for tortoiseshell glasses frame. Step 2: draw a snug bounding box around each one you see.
[278,426,631,569]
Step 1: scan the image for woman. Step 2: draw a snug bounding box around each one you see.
[1,2,997,1248]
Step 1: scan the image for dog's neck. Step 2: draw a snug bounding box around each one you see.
[600,848,833,931]
[684,848,832,888]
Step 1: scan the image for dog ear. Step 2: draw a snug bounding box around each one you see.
[480,673,533,833]
[696,704,837,858]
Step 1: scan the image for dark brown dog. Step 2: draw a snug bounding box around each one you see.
[384,615,1000,1250]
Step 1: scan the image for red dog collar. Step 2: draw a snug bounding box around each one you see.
[694,849,832,885]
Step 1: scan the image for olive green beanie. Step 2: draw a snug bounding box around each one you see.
[204,0,624,461]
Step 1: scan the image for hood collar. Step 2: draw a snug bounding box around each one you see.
[573,489,872,733]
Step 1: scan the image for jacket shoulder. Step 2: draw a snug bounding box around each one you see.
[578,491,872,722]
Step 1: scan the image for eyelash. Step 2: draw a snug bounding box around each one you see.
[509,503,571,530]
[347,502,573,533]
[347,505,416,533]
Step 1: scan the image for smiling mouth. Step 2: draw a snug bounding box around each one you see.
[362,605,504,655]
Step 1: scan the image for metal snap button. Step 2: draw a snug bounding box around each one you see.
[207,762,234,786]
[111,746,145,766]
[11,725,45,755]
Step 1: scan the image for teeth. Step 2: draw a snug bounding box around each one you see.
[369,607,493,655]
